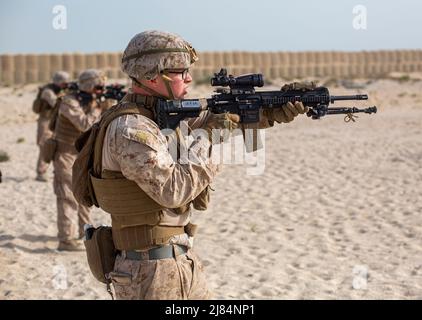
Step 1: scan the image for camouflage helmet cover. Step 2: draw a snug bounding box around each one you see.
[77,69,106,92]
[52,71,70,85]
[121,30,198,80]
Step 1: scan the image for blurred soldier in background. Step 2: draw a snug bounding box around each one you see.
[53,69,106,251]
[32,71,70,182]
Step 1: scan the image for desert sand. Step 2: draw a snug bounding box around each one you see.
[0,76,421,299]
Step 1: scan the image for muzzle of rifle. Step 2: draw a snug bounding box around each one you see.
[330,94,368,103]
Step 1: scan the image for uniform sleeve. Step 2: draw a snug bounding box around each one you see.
[40,88,57,108]
[186,108,269,152]
[109,114,219,208]
[59,98,101,132]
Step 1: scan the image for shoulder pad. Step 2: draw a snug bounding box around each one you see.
[41,87,54,95]
[121,117,163,152]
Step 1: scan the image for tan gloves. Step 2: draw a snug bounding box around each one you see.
[263,81,316,124]
[280,81,317,92]
[203,112,240,142]
[264,101,308,124]
[204,112,240,131]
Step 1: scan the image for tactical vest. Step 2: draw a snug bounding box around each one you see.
[89,94,208,251]
[54,95,96,146]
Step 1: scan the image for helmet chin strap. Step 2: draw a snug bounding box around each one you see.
[161,71,175,100]
[131,73,175,100]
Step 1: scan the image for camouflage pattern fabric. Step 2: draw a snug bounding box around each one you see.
[102,112,218,216]
[53,142,91,240]
[36,117,52,175]
[52,71,70,86]
[40,87,58,111]
[77,69,106,92]
[121,30,198,80]
[100,100,219,299]
[53,98,101,241]
[58,96,101,133]
[36,87,57,175]
[110,249,212,300]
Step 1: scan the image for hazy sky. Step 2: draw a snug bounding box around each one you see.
[0,0,421,54]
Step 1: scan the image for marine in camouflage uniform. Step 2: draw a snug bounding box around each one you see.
[102,97,219,299]
[85,31,309,299]
[54,69,106,251]
[35,71,70,182]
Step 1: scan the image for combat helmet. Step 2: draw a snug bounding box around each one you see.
[121,30,198,99]
[78,69,106,92]
[52,71,70,86]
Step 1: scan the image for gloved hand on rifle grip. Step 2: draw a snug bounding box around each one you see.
[264,101,309,124]
[203,112,240,142]
[263,81,315,124]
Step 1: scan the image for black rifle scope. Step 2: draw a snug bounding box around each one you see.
[211,68,264,88]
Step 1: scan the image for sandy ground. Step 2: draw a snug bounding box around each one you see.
[0,76,421,299]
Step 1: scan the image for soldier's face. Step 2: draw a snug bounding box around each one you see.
[134,71,192,99]
[166,70,192,99]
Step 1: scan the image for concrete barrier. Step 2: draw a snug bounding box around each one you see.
[1,54,15,85]
[62,53,75,78]
[96,53,108,69]
[213,51,225,68]
[50,54,63,74]
[26,54,39,83]
[74,53,86,72]
[14,55,26,84]
[1,50,421,85]
[232,51,244,67]
[38,55,51,82]
[85,54,97,69]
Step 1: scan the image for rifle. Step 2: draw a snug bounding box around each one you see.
[155,68,377,130]
[101,84,127,101]
[65,81,79,92]
[64,82,127,102]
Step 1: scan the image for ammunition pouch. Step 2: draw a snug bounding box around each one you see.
[32,87,47,114]
[41,138,57,163]
[32,98,44,114]
[191,185,210,211]
[83,225,117,284]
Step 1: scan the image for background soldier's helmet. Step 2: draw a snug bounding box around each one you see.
[121,30,198,81]
[52,71,70,85]
[77,69,106,92]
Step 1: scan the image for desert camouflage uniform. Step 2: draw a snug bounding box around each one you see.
[103,108,217,299]
[101,28,311,299]
[112,248,211,299]
[99,30,240,299]
[36,87,59,176]
[54,96,102,241]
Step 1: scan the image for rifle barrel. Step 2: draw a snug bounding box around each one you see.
[330,94,368,102]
